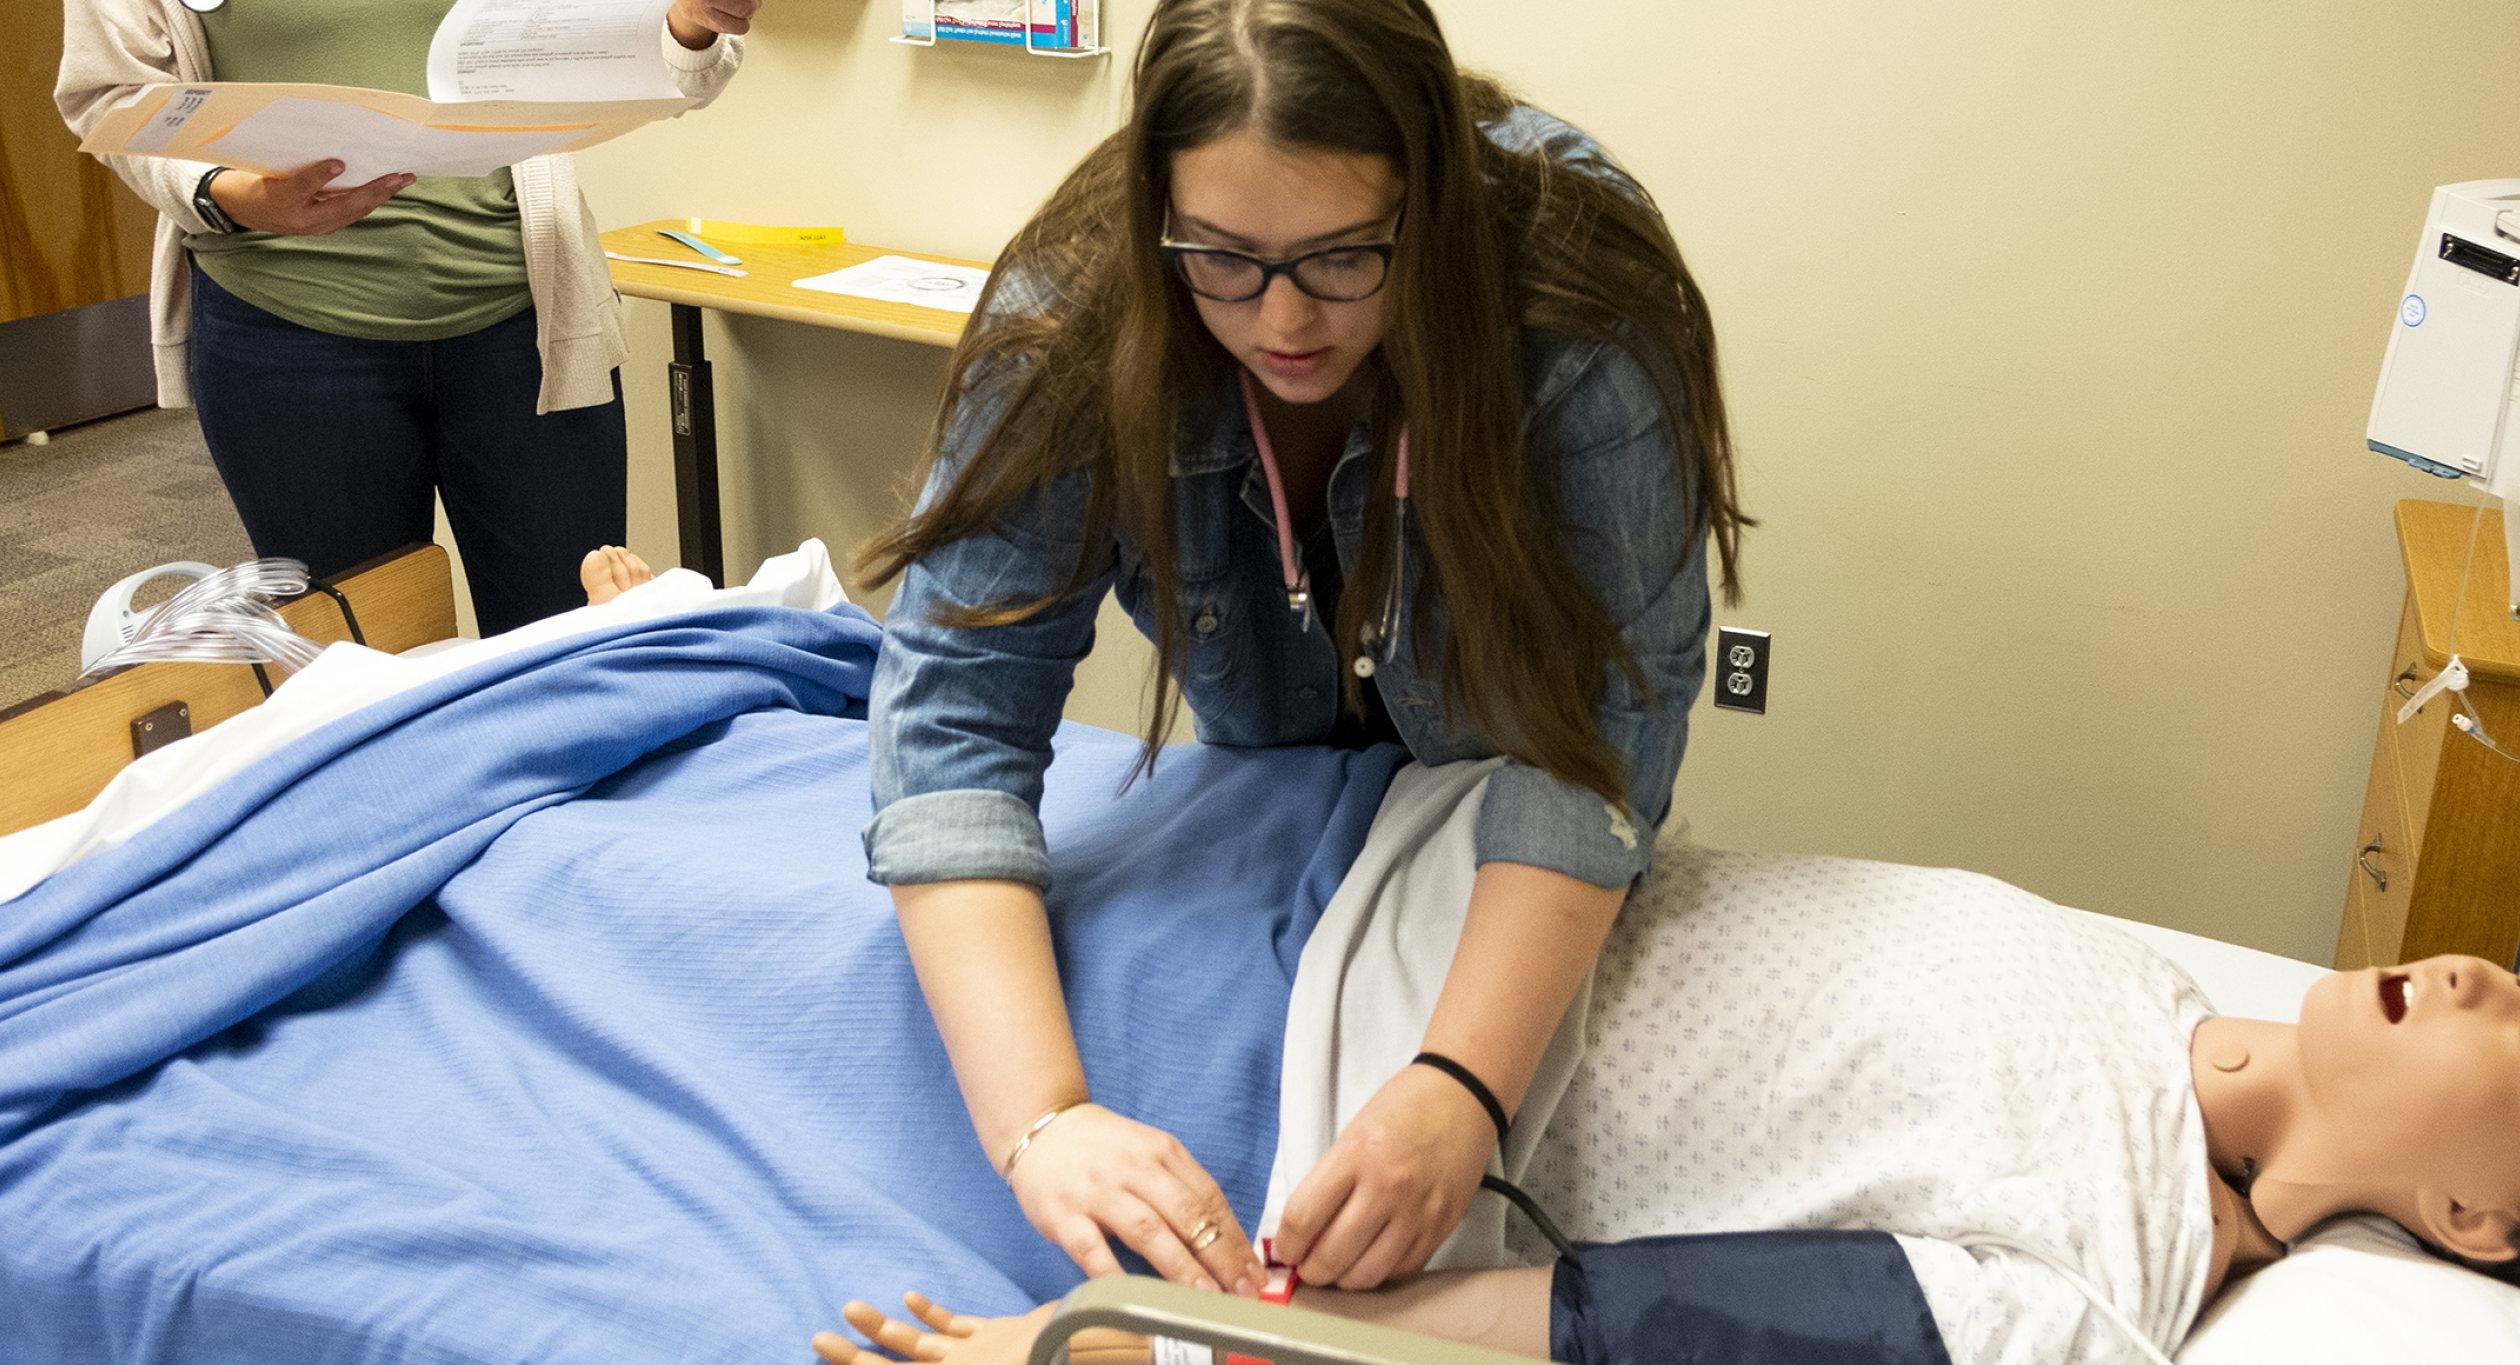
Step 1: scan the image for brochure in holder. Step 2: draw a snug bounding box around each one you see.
[896,0,1104,56]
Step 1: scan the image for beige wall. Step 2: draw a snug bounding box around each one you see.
[559,1,2520,963]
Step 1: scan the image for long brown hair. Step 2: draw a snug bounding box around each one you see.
[860,0,1746,800]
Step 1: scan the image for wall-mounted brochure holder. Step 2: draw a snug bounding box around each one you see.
[894,0,1107,59]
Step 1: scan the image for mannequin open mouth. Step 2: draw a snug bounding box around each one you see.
[2379,972,2411,1024]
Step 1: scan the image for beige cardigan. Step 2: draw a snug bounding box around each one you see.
[57,0,743,414]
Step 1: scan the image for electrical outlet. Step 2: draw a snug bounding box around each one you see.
[1713,627,1770,714]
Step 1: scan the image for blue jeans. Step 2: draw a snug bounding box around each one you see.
[187,262,626,637]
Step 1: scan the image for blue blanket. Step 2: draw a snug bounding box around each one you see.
[0,606,1402,1363]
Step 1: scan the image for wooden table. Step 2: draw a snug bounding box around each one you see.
[599,220,987,584]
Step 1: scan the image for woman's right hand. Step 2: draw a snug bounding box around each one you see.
[208,161,415,236]
[1005,1103,1266,1296]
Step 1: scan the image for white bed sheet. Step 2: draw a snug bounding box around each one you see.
[0,542,846,905]
[2083,911,2326,1023]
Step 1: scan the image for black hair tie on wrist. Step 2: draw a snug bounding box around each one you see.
[1410,1053,1578,1260]
[1412,1051,1509,1147]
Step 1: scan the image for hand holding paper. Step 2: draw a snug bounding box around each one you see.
[85,87,688,191]
[210,161,417,236]
[82,0,708,187]
[668,0,760,48]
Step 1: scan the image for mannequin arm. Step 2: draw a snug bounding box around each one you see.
[1032,1278,1543,1365]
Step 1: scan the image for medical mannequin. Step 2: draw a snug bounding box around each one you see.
[2189,958,2520,1290]
[810,955,2520,1365]
[581,546,654,605]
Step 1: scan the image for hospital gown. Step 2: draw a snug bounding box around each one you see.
[1507,847,2217,1364]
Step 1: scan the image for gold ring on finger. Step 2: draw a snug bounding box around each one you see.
[1189,1221,1221,1252]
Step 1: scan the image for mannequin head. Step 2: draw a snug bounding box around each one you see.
[2203,955,2520,1276]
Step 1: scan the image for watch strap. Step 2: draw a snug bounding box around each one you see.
[193,167,237,234]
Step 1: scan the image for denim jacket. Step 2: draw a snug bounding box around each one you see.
[865,109,1711,892]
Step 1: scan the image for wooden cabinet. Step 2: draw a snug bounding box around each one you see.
[2334,501,2520,971]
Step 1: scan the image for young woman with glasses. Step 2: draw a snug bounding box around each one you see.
[856,0,1747,1302]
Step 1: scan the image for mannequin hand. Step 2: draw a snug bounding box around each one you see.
[1005,1103,1266,1295]
[209,163,413,236]
[812,1295,1153,1365]
[667,0,756,47]
[1274,1064,1494,1289]
[813,1296,1055,1364]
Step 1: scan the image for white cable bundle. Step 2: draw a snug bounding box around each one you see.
[78,558,326,681]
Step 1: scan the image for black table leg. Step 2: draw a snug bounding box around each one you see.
[668,302,725,587]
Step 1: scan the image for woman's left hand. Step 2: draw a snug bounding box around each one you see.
[1272,1063,1496,1289]
[667,0,757,48]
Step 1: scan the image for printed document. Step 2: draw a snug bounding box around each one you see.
[793,256,994,315]
[81,0,692,185]
[428,0,687,103]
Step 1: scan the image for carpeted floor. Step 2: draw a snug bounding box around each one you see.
[0,408,255,709]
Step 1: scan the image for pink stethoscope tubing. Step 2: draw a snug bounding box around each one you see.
[1237,372,1410,675]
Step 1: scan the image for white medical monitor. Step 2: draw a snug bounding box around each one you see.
[2369,179,2520,617]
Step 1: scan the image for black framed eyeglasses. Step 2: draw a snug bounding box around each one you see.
[1158,237,1398,303]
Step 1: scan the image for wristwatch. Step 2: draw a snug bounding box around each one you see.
[192,167,239,233]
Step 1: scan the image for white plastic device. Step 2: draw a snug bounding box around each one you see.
[2367,179,2520,620]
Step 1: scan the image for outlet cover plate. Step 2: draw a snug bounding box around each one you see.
[1714,627,1769,715]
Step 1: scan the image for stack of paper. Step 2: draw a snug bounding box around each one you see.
[82,0,697,187]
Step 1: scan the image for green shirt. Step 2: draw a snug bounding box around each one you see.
[189,0,533,341]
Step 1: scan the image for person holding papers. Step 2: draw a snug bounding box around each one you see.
[57,0,758,635]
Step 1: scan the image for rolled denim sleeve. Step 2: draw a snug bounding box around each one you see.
[863,369,1111,890]
[1474,342,1711,889]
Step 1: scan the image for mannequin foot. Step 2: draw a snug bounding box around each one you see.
[580,545,655,606]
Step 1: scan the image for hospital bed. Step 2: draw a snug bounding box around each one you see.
[1,551,2513,1363]
[0,543,457,837]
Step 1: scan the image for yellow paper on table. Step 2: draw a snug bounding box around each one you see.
[82,82,690,187]
[682,220,849,247]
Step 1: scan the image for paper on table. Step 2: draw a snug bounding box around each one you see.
[792,255,993,314]
[428,0,685,103]
[204,97,592,186]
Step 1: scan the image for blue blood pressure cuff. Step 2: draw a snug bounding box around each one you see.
[1550,1230,1955,1365]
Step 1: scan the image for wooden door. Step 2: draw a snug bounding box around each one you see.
[1,1,157,325]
